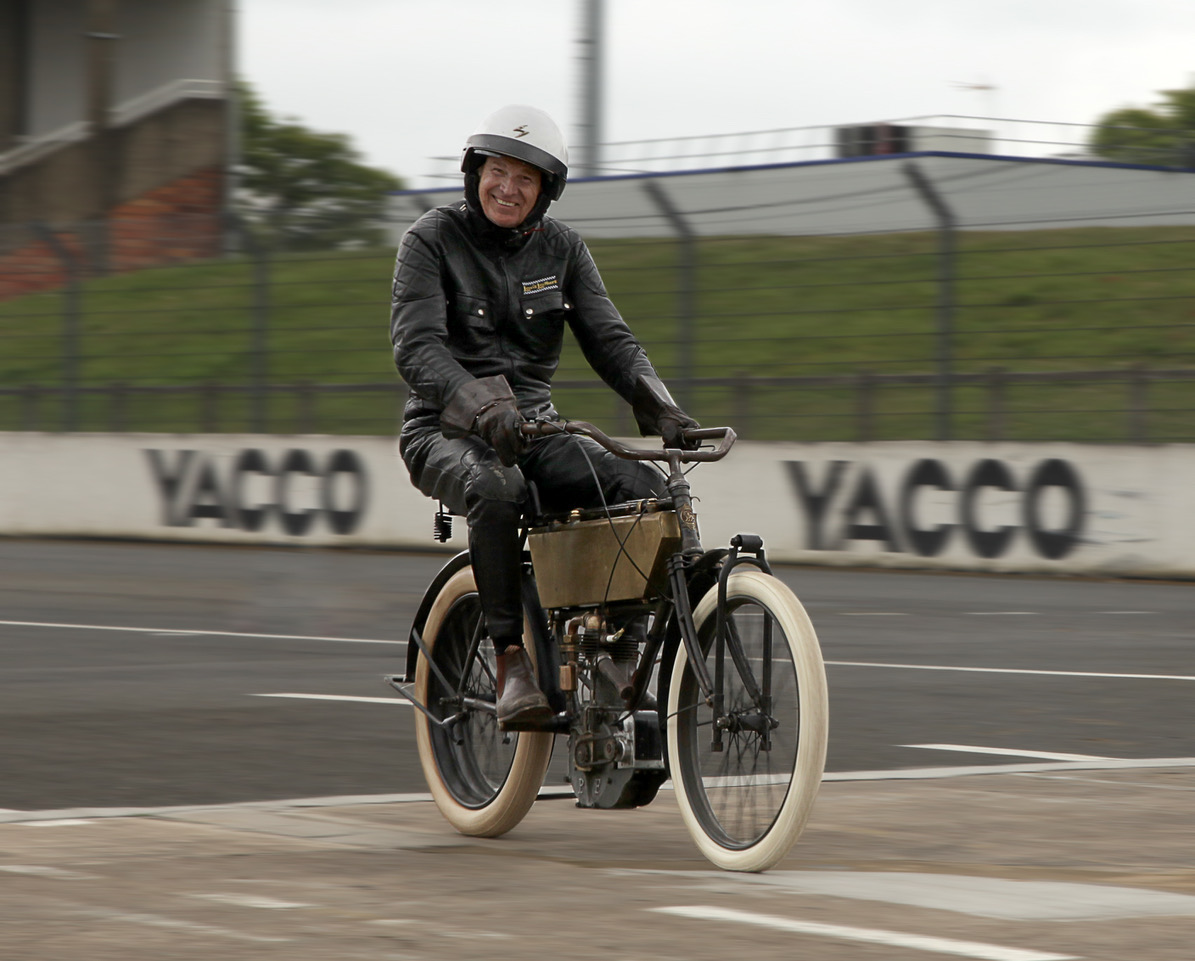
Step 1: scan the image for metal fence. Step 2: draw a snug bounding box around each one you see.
[2,157,1194,444]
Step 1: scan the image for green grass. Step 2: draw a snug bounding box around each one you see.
[2,227,1193,441]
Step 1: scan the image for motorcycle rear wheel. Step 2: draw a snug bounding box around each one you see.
[414,567,553,837]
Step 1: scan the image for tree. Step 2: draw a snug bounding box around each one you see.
[236,83,403,250]
[1089,83,1195,168]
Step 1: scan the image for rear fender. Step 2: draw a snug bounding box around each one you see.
[400,550,472,682]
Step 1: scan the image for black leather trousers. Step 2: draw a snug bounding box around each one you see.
[400,426,666,642]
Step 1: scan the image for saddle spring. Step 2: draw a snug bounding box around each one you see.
[433,502,453,543]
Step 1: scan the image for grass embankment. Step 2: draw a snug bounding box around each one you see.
[1,227,1192,441]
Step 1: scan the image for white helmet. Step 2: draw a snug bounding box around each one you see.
[461,104,569,201]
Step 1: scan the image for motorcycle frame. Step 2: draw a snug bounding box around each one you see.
[388,422,776,754]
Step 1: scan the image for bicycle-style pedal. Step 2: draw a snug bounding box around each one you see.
[497,710,566,733]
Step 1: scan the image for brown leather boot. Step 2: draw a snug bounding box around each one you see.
[495,645,552,729]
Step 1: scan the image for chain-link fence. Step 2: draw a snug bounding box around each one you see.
[3,157,1194,443]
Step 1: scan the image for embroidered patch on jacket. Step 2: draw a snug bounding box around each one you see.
[521,275,559,296]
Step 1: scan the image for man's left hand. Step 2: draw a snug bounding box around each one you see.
[657,408,700,450]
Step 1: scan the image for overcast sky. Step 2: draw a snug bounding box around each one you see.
[238,0,1195,188]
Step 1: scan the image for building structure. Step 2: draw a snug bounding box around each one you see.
[0,0,233,298]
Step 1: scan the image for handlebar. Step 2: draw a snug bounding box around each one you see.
[520,420,736,463]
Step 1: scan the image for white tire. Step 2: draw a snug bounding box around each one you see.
[414,567,553,837]
[667,569,828,871]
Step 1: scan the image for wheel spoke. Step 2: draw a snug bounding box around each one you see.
[689,600,796,844]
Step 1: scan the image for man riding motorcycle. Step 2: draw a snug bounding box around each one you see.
[390,105,698,728]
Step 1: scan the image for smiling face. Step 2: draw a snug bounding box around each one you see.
[477,154,543,228]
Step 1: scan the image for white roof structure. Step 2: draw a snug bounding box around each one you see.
[387,152,1195,242]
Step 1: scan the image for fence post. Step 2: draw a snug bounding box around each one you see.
[297,382,315,433]
[985,367,1006,441]
[902,162,957,441]
[249,236,270,433]
[227,214,270,433]
[856,371,875,441]
[21,385,41,430]
[732,372,752,438]
[109,382,127,431]
[1128,366,1148,443]
[33,224,82,431]
[201,383,219,433]
[640,178,696,410]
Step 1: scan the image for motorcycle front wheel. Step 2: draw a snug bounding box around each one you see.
[667,569,828,872]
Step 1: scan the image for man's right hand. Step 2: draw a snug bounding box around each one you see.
[440,375,527,466]
[476,399,527,467]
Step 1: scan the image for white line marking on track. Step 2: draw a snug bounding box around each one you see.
[69,906,291,943]
[21,818,95,827]
[189,893,312,910]
[0,864,99,880]
[657,871,1195,921]
[0,619,403,645]
[825,756,1195,781]
[966,611,1038,615]
[254,693,411,705]
[649,906,1077,961]
[827,660,1195,682]
[903,744,1114,762]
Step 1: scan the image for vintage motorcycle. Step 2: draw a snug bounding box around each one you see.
[388,420,828,872]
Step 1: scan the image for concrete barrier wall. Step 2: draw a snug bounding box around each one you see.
[2,432,1192,579]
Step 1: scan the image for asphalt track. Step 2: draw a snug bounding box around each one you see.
[1,538,1193,959]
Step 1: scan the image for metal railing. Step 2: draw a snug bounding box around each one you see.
[4,367,1192,445]
[3,143,1195,444]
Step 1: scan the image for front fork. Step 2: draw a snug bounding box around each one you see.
[669,531,775,752]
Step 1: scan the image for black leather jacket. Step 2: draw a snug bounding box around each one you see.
[390,201,671,432]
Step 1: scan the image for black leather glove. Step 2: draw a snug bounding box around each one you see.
[476,398,527,467]
[630,377,700,450]
[440,374,528,467]
[656,407,701,450]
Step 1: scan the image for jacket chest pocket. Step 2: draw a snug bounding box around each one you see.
[519,289,569,319]
[449,294,495,354]
[517,290,569,352]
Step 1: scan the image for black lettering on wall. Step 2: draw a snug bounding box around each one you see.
[144,449,196,526]
[234,448,272,532]
[144,447,370,536]
[900,458,955,557]
[784,460,849,550]
[187,460,231,526]
[961,459,1017,558]
[783,455,1090,563]
[322,449,368,535]
[841,467,899,552]
[1024,458,1085,560]
[276,448,318,536]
